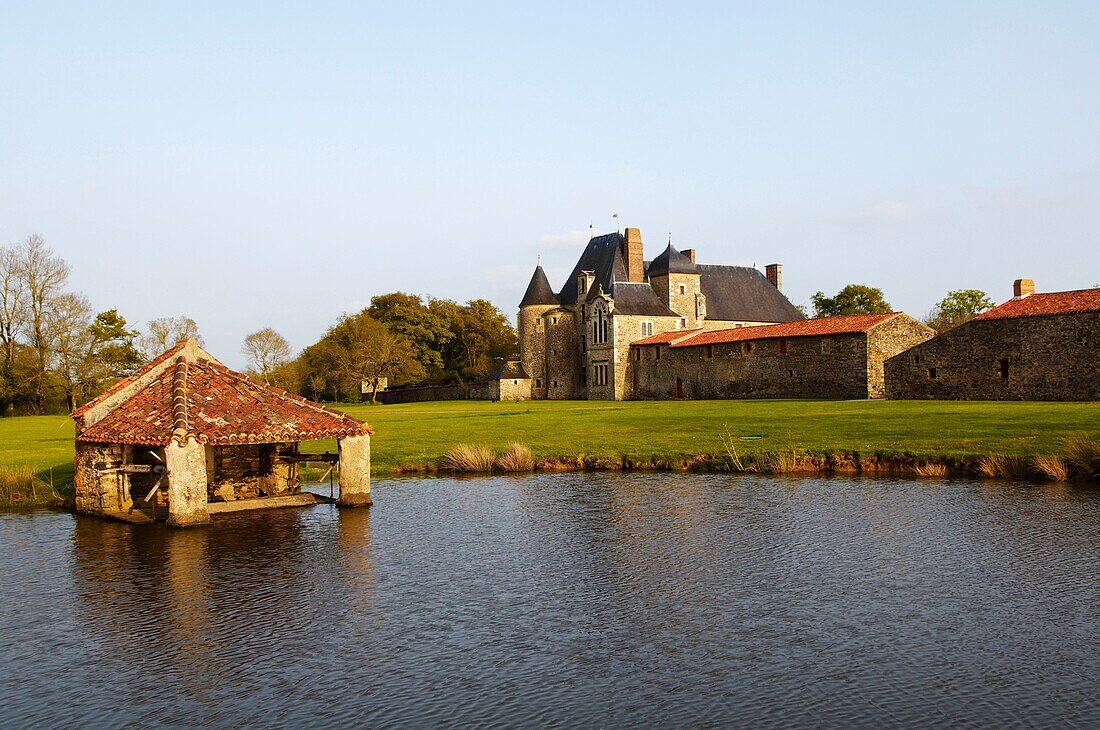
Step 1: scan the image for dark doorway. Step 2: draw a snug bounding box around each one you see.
[675,378,684,398]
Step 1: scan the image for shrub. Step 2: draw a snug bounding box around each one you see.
[440,444,495,473]
[495,443,535,472]
[0,464,48,504]
[1064,433,1100,480]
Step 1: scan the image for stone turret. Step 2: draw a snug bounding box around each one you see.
[647,243,704,328]
[518,265,559,398]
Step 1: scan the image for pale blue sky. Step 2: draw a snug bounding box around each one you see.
[3,1,1098,367]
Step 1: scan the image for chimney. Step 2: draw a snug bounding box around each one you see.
[623,227,644,283]
[679,248,697,264]
[1013,278,1035,298]
[765,263,782,292]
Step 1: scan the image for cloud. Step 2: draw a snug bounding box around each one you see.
[831,201,917,228]
[532,229,600,251]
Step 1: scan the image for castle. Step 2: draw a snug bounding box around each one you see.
[513,227,803,400]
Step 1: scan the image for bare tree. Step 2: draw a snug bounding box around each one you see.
[13,235,71,412]
[242,327,292,383]
[0,244,25,413]
[141,316,204,358]
[49,293,93,411]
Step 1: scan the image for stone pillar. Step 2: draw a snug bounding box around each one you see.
[165,435,210,527]
[337,433,372,507]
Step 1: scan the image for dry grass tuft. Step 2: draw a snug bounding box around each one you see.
[440,444,496,473]
[1032,455,1069,482]
[914,461,948,478]
[1063,433,1100,480]
[495,443,535,472]
[0,464,49,504]
[976,455,1009,478]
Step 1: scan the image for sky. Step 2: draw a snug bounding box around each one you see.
[2,1,1099,369]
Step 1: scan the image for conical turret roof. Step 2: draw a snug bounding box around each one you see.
[648,243,700,276]
[519,265,559,307]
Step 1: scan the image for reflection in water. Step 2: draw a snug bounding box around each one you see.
[3,474,1100,727]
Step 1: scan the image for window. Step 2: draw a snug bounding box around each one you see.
[551,316,558,325]
[778,339,788,355]
[656,347,661,361]
[579,278,587,294]
[703,345,714,360]
[633,348,641,362]
[581,335,586,353]
[641,321,654,337]
[998,359,1009,379]
[512,380,518,385]
[679,284,686,295]
[927,368,937,380]
[593,363,609,386]
[680,318,687,328]
[536,319,542,330]
[914,352,921,364]
[552,380,558,388]
[788,369,794,377]
[592,302,610,344]
[743,342,753,354]
[535,378,542,388]
[552,348,558,356]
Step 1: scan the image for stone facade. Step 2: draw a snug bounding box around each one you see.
[630,314,932,400]
[206,442,300,502]
[515,228,804,401]
[885,311,1100,401]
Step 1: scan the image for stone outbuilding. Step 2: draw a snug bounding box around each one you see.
[630,313,933,400]
[488,361,532,401]
[885,280,1100,401]
[70,339,373,527]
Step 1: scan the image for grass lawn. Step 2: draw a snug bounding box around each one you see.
[3,399,1098,506]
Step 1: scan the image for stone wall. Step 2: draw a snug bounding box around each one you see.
[207,443,299,501]
[492,377,532,401]
[544,308,578,399]
[629,316,932,400]
[74,442,126,513]
[885,312,1100,401]
[518,303,556,398]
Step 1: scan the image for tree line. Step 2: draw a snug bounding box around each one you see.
[810,283,995,332]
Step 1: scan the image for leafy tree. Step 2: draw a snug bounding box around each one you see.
[55,306,144,410]
[924,289,995,332]
[300,311,424,403]
[432,298,517,381]
[368,292,453,375]
[141,316,203,358]
[242,327,292,383]
[811,284,892,318]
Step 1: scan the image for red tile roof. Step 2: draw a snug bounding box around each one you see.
[971,288,1100,322]
[630,330,700,346]
[632,313,901,348]
[73,341,370,446]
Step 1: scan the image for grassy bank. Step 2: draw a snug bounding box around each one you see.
[3,399,1098,507]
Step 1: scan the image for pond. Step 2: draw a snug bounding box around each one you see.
[2,473,1100,727]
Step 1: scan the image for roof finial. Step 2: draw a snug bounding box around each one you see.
[668,231,673,246]
[537,253,541,266]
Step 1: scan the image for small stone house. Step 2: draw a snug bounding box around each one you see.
[71,339,373,527]
[489,361,532,401]
[630,313,933,400]
[885,280,1100,401]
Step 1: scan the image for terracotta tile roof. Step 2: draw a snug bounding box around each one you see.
[70,341,188,418]
[631,329,701,346]
[73,340,370,446]
[971,288,1100,322]
[632,313,900,348]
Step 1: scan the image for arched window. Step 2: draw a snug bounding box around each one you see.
[592,302,610,344]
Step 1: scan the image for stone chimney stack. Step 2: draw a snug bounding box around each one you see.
[1013,278,1035,298]
[679,249,697,264]
[623,228,645,283]
[766,263,783,292]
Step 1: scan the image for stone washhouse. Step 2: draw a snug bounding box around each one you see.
[70,339,372,526]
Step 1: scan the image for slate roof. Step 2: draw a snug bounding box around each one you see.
[604,282,680,317]
[557,232,626,306]
[519,265,559,307]
[632,314,901,348]
[491,361,531,380]
[697,264,805,323]
[648,243,700,276]
[72,340,369,446]
[971,288,1100,322]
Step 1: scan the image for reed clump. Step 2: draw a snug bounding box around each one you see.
[440,444,496,473]
[495,443,535,472]
[914,461,948,478]
[1063,433,1100,480]
[1031,455,1069,482]
[0,464,49,504]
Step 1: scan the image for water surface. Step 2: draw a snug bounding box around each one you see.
[2,473,1099,727]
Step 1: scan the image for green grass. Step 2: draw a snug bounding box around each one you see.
[3,399,1098,506]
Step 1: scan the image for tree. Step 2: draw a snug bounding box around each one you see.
[242,327,292,383]
[300,311,424,403]
[54,306,143,410]
[368,292,453,376]
[12,235,71,412]
[924,289,995,333]
[811,284,892,318]
[431,298,518,381]
[141,316,204,358]
[0,244,25,414]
